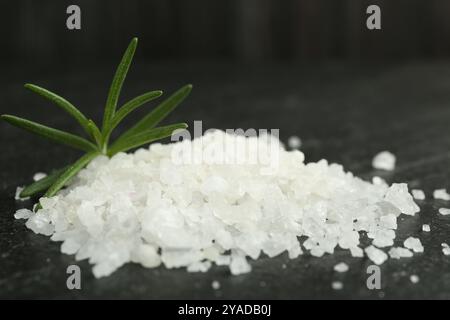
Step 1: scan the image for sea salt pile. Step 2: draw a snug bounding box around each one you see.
[15,130,422,278]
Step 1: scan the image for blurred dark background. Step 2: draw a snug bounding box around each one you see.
[2,0,450,66]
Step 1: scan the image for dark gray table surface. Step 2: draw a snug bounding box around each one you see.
[1,61,450,299]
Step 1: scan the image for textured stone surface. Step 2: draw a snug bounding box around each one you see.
[1,62,450,299]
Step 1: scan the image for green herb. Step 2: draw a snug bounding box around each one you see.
[2,37,190,201]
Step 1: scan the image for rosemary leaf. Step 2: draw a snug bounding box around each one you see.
[102,90,163,145]
[108,123,187,156]
[102,38,138,133]
[87,119,102,148]
[44,151,100,198]
[24,84,91,137]
[1,115,97,152]
[20,166,68,198]
[118,84,192,141]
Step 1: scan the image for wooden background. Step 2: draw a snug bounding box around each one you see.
[1,0,450,65]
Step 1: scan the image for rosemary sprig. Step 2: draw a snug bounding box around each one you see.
[1,37,190,201]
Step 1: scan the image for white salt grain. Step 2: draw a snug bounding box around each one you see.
[422,224,430,232]
[13,131,426,277]
[212,280,221,290]
[411,189,425,201]
[14,186,29,201]
[433,189,450,201]
[388,247,413,259]
[438,208,450,216]
[14,208,33,220]
[442,243,450,256]
[334,262,349,273]
[33,172,47,181]
[365,246,388,265]
[331,281,343,290]
[410,275,420,283]
[372,151,396,171]
[288,135,302,149]
[404,237,424,253]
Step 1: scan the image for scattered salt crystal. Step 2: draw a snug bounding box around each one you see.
[372,151,396,171]
[410,275,420,283]
[442,243,450,256]
[404,237,424,253]
[388,247,413,259]
[287,135,302,149]
[384,183,420,216]
[212,280,221,290]
[331,281,343,290]
[433,189,450,201]
[14,186,29,201]
[33,172,47,181]
[422,224,430,232]
[12,131,427,277]
[443,247,450,256]
[411,189,425,201]
[14,208,33,220]
[334,262,349,273]
[438,208,450,216]
[365,246,388,265]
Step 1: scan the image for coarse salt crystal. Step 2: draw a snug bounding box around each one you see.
[422,224,430,232]
[410,275,420,283]
[15,186,29,201]
[365,246,388,265]
[212,280,221,290]
[388,247,413,259]
[14,208,33,220]
[433,189,450,201]
[438,208,450,216]
[33,172,47,181]
[384,183,420,216]
[411,189,425,200]
[333,262,349,273]
[442,243,450,256]
[403,237,424,253]
[372,151,396,171]
[331,281,343,290]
